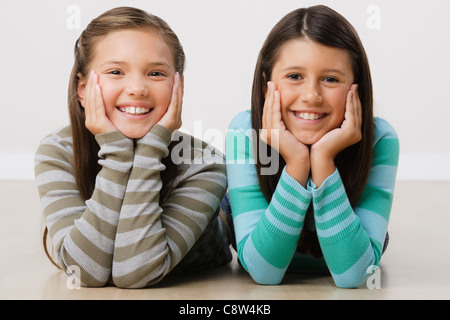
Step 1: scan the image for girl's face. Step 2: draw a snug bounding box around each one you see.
[270,38,355,145]
[79,29,178,138]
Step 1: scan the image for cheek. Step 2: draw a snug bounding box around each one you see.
[97,80,119,112]
[328,90,348,116]
[152,82,173,108]
[277,85,298,110]
[155,81,173,105]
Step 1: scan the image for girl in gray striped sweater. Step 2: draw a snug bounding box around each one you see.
[34,7,231,288]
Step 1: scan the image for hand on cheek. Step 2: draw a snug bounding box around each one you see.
[157,72,183,132]
[310,84,362,186]
[260,81,310,186]
[82,71,117,136]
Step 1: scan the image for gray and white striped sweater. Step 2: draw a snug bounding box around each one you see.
[35,124,230,288]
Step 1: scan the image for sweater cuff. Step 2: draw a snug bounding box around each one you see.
[132,125,173,162]
[311,168,358,244]
[279,166,312,208]
[95,130,134,162]
[261,166,312,239]
[145,124,173,146]
[308,168,338,193]
[95,130,130,146]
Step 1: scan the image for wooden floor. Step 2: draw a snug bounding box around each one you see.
[1,180,449,300]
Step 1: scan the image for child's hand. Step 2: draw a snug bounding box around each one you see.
[260,81,310,185]
[309,84,362,187]
[82,71,117,136]
[311,84,362,160]
[157,72,183,131]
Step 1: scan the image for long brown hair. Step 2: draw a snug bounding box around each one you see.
[252,5,373,206]
[251,6,374,257]
[43,7,185,267]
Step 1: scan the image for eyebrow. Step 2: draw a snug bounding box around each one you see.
[281,66,346,75]
[100,60,171,68]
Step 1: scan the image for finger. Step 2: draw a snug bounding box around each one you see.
[175,72,183,120]
[262,82,274,144]
[83,71,92,109]
[261,85,267,129]
[351,85,362,128]
[263,82,274,130]
[85,71,96,121]
[261,82,272,143]
[168,72,180,119]
[348,85,360,116]
[347,85,362,144]
[273,89,282,124]
[92,72,104,119]
[354,85,362,121]
[271,89,282,149]
[270,82,279,118]
[95,82,105,118]
[344,87,354,121]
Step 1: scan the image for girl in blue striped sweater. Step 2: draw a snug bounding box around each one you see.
[225,5,399,288]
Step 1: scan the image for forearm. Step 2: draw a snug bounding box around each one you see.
[112,124,171,288]
[311,118,399,288]
[233,167,312,285]
[226,111,313,284]
[112,127,228,288]
[35,129,134,286]
[311,169,375,288]
[310,150,336,188]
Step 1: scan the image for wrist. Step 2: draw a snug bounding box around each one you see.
[310,143,338,161]
[310,154,335,188]
[285,159,310,187]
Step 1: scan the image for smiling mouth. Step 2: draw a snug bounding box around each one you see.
[293,111,326,120]
[117,106,153,115]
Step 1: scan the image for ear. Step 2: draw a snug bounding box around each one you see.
[76,72,87,107]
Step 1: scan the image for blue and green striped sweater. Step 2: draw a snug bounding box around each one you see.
[225,110,399,288]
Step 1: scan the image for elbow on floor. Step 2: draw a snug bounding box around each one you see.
[112,275,163,289]
[250,272,283,286]
[333,274,368,289]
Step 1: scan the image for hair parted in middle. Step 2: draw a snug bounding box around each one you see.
[43,7,185,268]
[251,5,374,208]
[68,6,185,200]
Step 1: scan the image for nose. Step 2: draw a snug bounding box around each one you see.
[301,81,323,104]
[126,76,148,97]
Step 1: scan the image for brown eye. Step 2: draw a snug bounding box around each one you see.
[287,73,302,80]
[149,71,165,77]
[108,70,123,76]
[323,77,339,83]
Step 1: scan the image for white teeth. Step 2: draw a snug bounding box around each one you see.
[294,112,324,120]
[118,106,151,115]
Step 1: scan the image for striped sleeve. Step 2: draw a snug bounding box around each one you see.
[226,111,312,284]
[311,118,399,288]
[34,127,134,287]
[112,125,227,288]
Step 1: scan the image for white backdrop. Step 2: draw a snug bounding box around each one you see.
[1,0,449,180]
